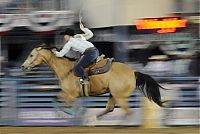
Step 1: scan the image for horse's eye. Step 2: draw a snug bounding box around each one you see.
[30,54,33,57]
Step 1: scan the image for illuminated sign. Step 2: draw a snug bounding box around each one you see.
[135,17,187,33]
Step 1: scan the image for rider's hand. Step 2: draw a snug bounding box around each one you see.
[51,48,57,54]
[79,17,85,30]
[80,22,84,30]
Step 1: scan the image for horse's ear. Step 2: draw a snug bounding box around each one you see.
[36,47,42,51]
[36,42,47,50]
[40,43,46,47]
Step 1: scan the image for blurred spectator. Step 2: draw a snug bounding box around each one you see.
[144,55,172,76]
[171,57,191,76]
[189,52,200,76]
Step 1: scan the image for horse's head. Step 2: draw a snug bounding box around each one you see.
[21,47,51,71]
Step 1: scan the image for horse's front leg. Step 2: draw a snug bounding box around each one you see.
[59,91,75,106]
[54,91,77,115]
[97,94,116,119]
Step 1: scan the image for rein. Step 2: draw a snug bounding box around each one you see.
[38,49,74,80]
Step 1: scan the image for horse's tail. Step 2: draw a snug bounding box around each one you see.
[135,72,167,107]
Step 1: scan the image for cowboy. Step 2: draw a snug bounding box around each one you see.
[52,21,99,85]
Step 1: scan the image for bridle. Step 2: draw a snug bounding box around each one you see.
[26,50,41,69]
[27,48,53,69]
[30,48,73,80]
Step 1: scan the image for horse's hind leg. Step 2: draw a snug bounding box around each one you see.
[114,97,133,119]
[97,94,116,119]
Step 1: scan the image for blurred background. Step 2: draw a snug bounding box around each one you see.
[0,0,199,127]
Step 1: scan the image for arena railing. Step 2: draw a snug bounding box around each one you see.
[0,66,199,126]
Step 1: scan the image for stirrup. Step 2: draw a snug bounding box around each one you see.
[79,78,89,85]
[79,78,90,97]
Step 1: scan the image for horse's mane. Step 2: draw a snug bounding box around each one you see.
[39,44,60,51]
[38,45,77,61]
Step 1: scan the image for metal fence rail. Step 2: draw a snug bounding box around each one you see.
[0,67,199,126]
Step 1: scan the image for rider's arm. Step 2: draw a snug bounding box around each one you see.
[74,28,93,40]
[81,27,94,40]
[74,20,93,40]
[53,41,72,57]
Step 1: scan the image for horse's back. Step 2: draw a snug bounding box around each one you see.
[111,61,135,75]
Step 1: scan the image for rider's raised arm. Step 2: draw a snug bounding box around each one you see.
[74,28,94,40]
[53,41,72,57]
[74,19,93,40]
[81,28,94,40]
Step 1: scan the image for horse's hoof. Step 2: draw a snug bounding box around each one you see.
[118,112,134,126]
[56,111,66,118]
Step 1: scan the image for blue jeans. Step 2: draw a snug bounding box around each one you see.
[74,47,99,79]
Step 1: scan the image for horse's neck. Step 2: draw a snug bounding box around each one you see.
[45,56,74,80]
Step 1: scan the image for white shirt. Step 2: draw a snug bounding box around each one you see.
[54,28,94,57]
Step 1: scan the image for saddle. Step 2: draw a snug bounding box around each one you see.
[79,55,114,97]
[86,55,114,76]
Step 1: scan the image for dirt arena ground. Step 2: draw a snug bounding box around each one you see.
[0,126,199,134]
